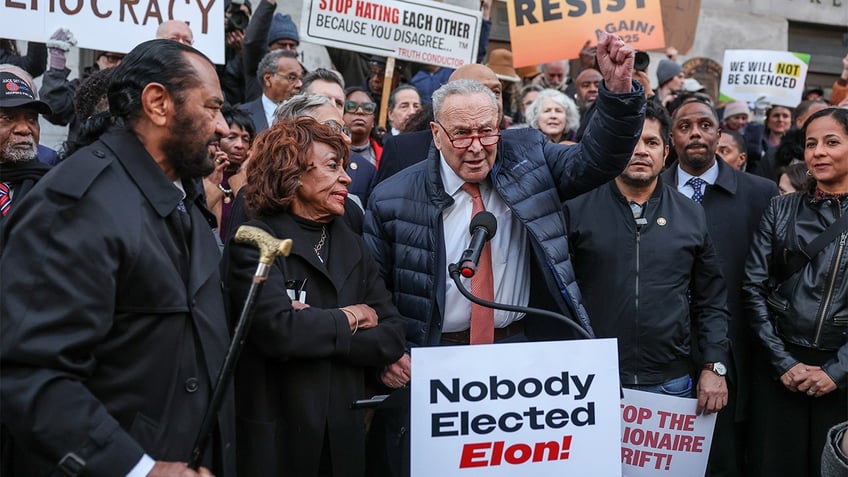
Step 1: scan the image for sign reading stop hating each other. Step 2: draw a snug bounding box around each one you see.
[300,0,481,68]
[506,0,665,68]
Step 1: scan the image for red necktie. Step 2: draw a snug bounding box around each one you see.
[461,182,494,344]
[0,182,11,217]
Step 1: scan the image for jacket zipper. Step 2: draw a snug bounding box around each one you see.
[633,227,641,385]
[813,207,847,346]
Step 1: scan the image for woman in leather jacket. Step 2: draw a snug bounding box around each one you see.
[743,107,848,477]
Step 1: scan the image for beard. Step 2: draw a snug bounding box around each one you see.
[677,144,716,173]
[161,107,218,179]
[1,139,37,164]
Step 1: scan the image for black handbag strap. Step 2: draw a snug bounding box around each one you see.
[783,211,848,279]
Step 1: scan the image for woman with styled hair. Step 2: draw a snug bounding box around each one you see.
[525,88,581,144]
[223,116,406,477]
[743,107,848,477]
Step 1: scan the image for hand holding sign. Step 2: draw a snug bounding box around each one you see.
[596,32,635,94]
[695,370,727,415]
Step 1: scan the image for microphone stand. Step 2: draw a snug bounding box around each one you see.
[448,263,593,340]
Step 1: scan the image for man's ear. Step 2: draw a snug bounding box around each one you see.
[430,121,442,151]
[140,82,170,127]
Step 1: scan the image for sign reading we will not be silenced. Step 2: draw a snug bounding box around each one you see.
[506,0,665,68]
[300,0,481,68]
[621,389,716,477]
[1,0,225,63]
[411,339,621,476]
[719,50,810,108]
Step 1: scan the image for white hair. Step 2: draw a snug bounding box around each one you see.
[526,88,581,135]
[431,79,497,122]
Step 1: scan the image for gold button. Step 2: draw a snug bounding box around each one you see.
[657,217,667,226]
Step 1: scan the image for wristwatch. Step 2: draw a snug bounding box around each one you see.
[704,362,727,377]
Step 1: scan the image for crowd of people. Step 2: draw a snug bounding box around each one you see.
[1,2,848,476]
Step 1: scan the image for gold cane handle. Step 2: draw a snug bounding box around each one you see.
[234,225,292,265]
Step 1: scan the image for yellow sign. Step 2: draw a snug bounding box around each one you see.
[506,0,665,68]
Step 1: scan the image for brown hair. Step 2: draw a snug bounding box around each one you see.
[243,116,350,218]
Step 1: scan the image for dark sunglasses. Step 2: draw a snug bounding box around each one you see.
[344,100,377,114]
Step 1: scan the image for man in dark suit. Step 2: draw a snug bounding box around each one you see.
[239,48,301,133]
[661,95,778,477]
[1,40,236,477]
[372,63,505,186]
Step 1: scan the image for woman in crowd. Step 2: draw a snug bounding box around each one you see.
[743,107,848,477]
[777,161,811,195]
[223,117,406,477]
[341,87,380,206]
[765,104,794,149]
[525,88,580,144]
[204,104,254,240]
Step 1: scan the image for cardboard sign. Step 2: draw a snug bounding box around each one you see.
[1,1,225,64]
[411,339,622,476]
[300,0,481,68]
[620,389,717,477]
[505,0,665,67]
[719,49,810,107]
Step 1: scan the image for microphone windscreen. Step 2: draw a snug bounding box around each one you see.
[469,211,497,239]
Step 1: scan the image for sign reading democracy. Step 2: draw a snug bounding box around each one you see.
[1,0,225,63]
[300,0,481,68]
[719,49,810,108]
[620,389,717,477]
[411,339,621,476]
[506,0,665,67]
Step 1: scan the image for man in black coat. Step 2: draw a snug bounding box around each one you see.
[1,40,236,477]
[661,95,778,477]
[0,67,52,237]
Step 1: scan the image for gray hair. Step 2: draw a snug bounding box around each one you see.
[525,88,581,135]
[540,60,568,73]
[273,93,333,124]
[431,79,497,122]
[256,49,298,83]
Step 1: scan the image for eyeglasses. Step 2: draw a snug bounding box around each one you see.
[435,121,500,150]
[102,53,124,63]
[323,119,351,138]
[274,72,303,83]
[344,100,376,114]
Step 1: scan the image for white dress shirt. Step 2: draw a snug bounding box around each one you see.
[439,155,529,333]
[261,94,278,128]
[676,160,720,200]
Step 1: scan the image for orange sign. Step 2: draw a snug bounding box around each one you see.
[506,0,665,68]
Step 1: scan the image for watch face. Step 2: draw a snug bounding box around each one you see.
[714,362,727,376]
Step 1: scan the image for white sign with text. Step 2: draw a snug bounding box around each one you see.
[1,1,225,64]
[300,0,481,68]
[411,339,621,476]
[620,388,717,477]
[719,49,810,107]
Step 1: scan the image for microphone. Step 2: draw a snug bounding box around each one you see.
[458,211,498,278]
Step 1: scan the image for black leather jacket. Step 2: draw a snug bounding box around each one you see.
[743,192,848,387]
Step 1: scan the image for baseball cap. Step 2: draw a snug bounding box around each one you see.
[0,71,52,115]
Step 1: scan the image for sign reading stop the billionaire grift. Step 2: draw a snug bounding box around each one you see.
[506,0,665,67]
[410,339,622,476]
[300,0,481,68]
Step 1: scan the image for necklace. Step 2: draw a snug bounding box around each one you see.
[313,226,327,263]
[217,183,233,204]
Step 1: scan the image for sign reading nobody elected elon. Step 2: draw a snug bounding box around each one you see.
[411,339,621,476]
[301,0,481,68]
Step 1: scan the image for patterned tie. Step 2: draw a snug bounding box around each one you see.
[0,182,11,217]
[686,177,706,204]
[461,182,495,344]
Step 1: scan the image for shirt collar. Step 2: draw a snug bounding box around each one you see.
[261,94,278,124]
[677,159,719,186]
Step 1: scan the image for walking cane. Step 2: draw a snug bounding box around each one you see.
[188,225,292,470]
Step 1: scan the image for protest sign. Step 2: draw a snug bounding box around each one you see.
[1,0,225,63]
[620,388,717,477]
[410,339,621,476]
[719,49,810,107]
[505,0,665,67]
[300,0,481,68]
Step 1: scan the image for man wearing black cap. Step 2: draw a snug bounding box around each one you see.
[0,66,52,232]
[238,0,300,103]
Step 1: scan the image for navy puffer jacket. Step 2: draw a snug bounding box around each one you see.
[364,82,646,346]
